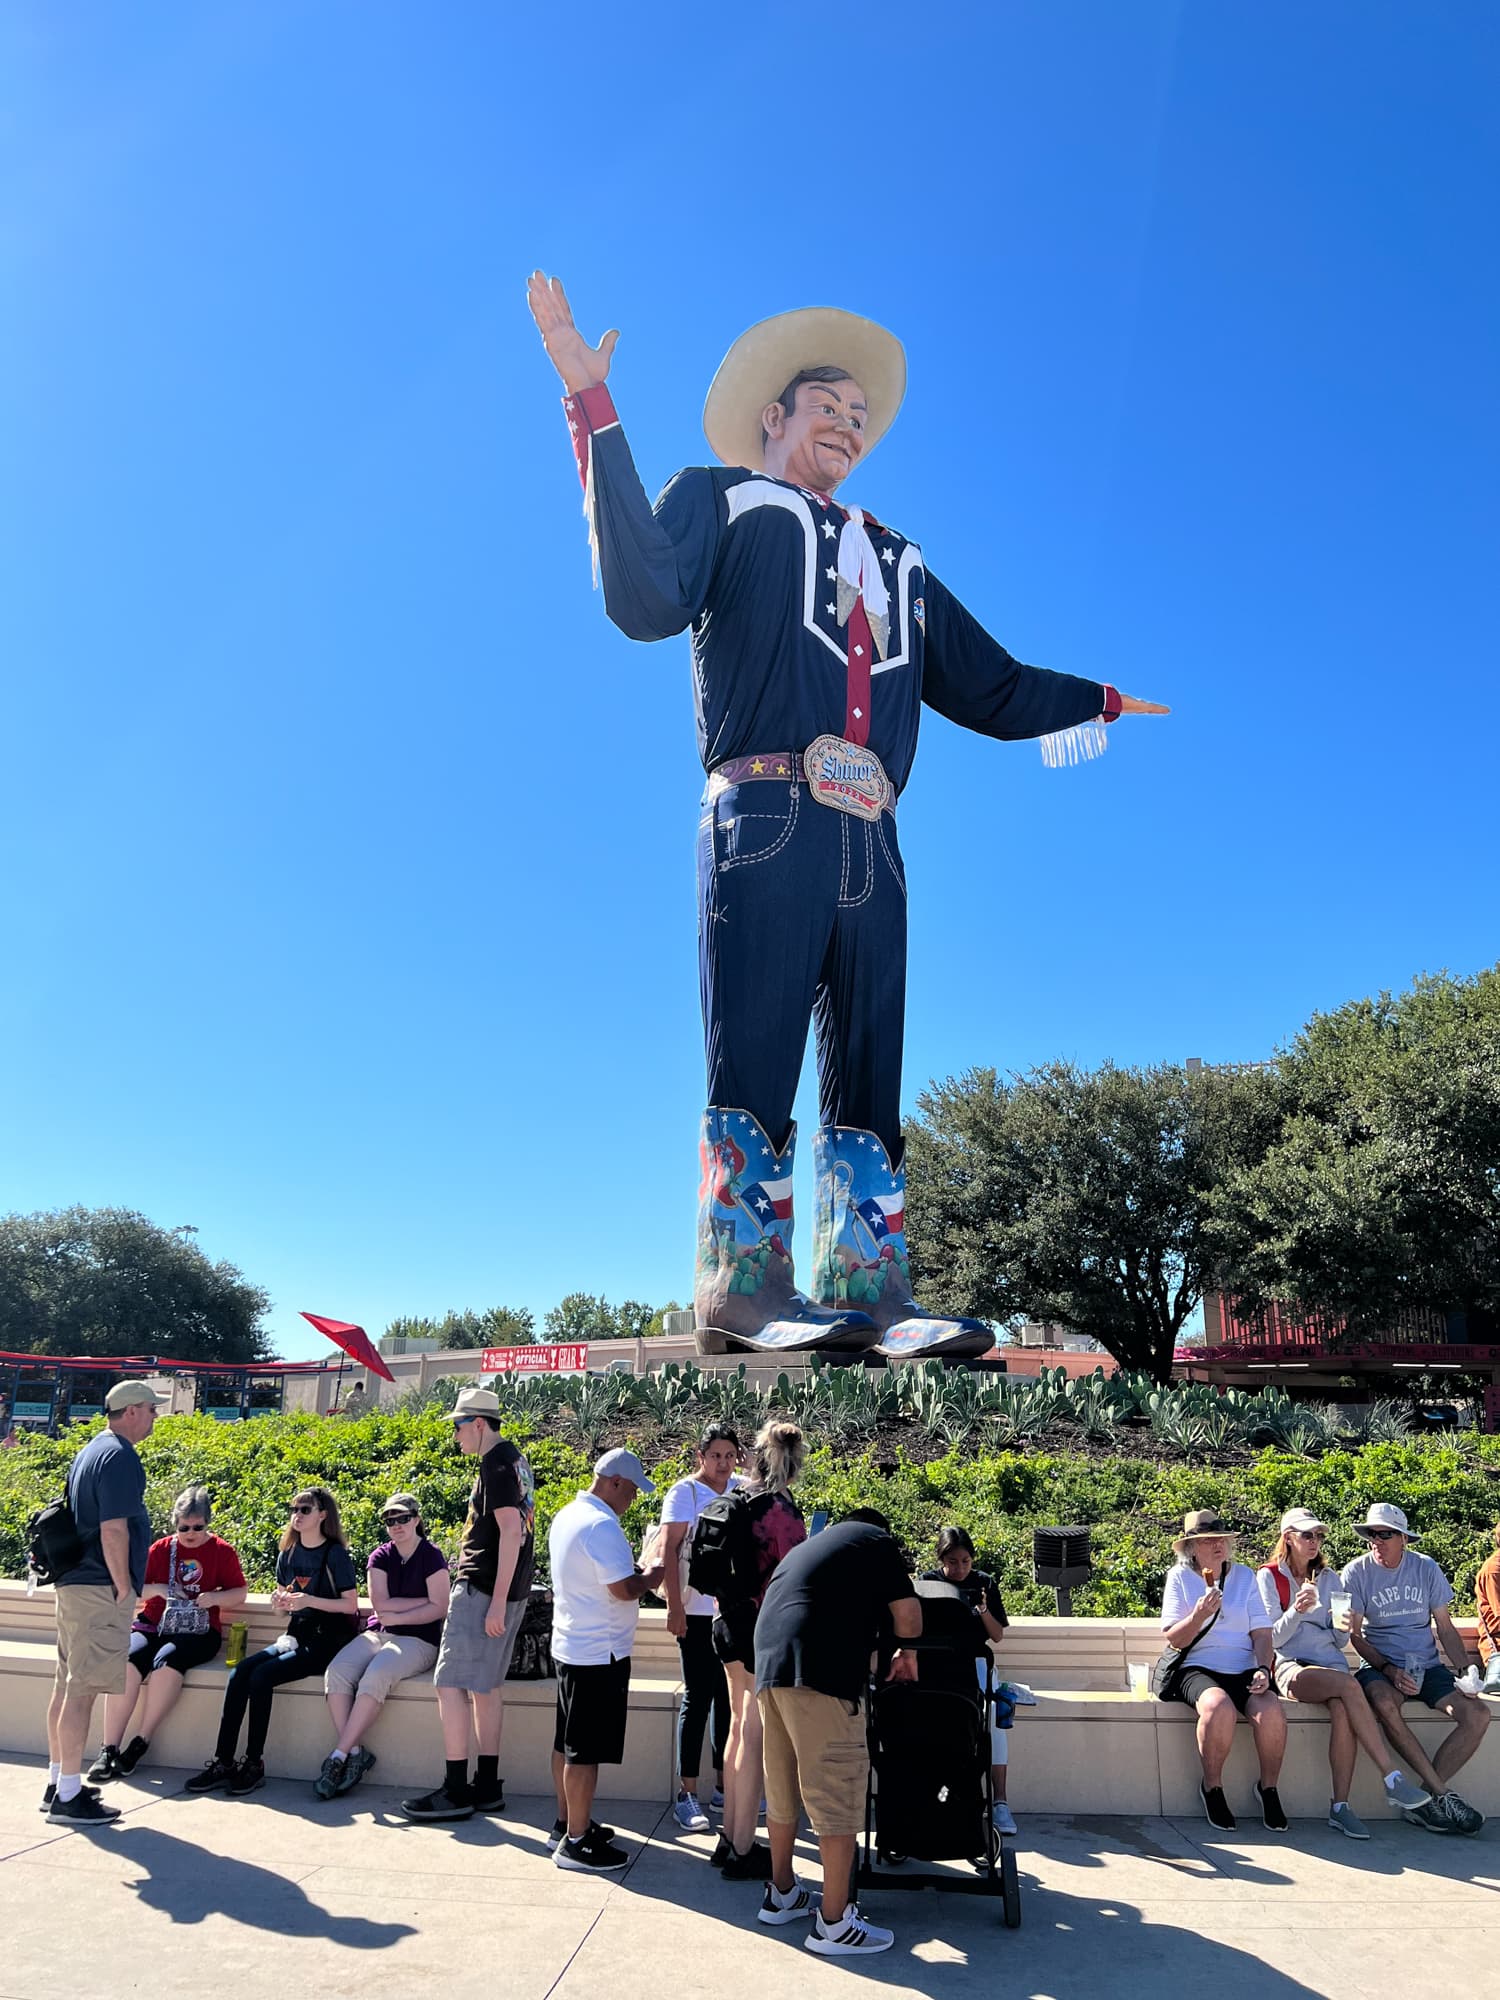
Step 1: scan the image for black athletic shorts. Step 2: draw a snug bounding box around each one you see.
[554,1655,631,1766]
[133,1629,222,1677]
[1174,1665,1263,1714]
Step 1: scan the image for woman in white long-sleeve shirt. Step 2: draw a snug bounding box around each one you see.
[1256,1507,1430,1838]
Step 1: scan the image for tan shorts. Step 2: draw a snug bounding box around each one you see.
[757,1686,868,1838]
[54,1584,134,1698]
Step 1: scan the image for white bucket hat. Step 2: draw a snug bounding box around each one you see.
[1353,1502,1420,1541]
[702,307,907,473]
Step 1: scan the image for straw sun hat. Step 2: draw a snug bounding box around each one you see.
[1171,1509,1240,1556]
[702,307,907,474]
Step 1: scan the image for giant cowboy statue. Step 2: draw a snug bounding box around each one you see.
[528,274,1168,1361]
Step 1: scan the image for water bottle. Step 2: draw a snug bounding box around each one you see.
[224,1621,248,1668]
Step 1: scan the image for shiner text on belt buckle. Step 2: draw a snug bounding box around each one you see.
[802,735,891,821]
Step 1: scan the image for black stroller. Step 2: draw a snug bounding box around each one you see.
[859,1580,1022,1928]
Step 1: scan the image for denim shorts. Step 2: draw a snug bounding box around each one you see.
[1356,1662,1457,1707]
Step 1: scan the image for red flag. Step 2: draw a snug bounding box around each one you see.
[300,1313,395,1383]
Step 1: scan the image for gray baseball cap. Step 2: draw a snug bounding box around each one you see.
[593,1448,654,1494]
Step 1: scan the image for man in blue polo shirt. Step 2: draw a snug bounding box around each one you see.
[47,1379,166,1822]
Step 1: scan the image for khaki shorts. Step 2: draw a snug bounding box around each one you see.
[54,1583,134,1698]
[757,1686,868,1838]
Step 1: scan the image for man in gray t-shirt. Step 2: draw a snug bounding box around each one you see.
[1342,1502,1489,1835]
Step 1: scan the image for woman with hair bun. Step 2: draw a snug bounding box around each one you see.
[714,1420,807,1879]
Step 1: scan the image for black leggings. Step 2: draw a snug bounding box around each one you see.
[215,1642,338,1763]
[676,1615,730,1785]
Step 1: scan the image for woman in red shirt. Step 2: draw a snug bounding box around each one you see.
[88,1486,248,1783]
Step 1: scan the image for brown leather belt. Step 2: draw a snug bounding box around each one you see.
[708,746,896,819]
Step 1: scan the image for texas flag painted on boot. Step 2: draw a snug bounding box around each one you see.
[811,1126,994,1359]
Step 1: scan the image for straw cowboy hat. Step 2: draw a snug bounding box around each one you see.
[702,307,907,473]
[1171,1509,1240,1555]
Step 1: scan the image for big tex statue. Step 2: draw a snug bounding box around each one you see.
[529,275,1167,1360]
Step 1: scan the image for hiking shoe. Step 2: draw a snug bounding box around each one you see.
[991,1801,1018,1837]
[86,1746,124,1786]
[1257,1782,1288,1831]
[1200,1783,1236,1830]
[184,1757,237,1795]
[554,1828,629,1872]
[402,1784,474,1822]
[759,1879,815,1925]
[1405,1800,1457,1834]
[1383,1771,1430,1811]
[1438,1790,1485,1835]
[118,1737,150,1775]
[1328,1803,1370,1840]
[721,1841,774,1880]
[46,1788,122,1826]
[673,1791,711,1832]
[805,1904,894,1957]
[547,1816,615,1850]
[39,1783,99,1814]
[225,1757,265,1796]
[337,1748,376,1794]
[314,1755,346,1801]
[708,1832,733,1867]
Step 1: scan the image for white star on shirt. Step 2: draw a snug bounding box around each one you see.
[825,566,838,582]
[881,546,896,565]
[822,521,838,540]
[825,603,837,616]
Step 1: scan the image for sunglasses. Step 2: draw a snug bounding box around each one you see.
[1367,1528,1402,1541]
[383,1511,415,1526]
[290,1503,319,1516]
[1290,1528,1325,1539]
[451,1416,478,1430]
[176,1523,208,1534]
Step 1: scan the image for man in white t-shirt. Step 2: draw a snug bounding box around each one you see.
[548,1450,664,1872]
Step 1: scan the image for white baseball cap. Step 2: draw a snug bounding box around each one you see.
[1279,1508,1328,1535]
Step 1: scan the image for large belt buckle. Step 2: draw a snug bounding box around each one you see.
[802,735,890,822]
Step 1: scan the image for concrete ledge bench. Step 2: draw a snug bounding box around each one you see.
[3,1585,1494,1815]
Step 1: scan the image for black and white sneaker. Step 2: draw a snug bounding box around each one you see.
[805,1903,894,1957]
[554,1828,629,1872]
[1438,1790,1485,1835]
[46,1788,122,1826]
[1200,1783,1236,1830]
[402,1784,475,1823]
[117,1736,151,1775]
[1257,1782,1289,1831]
[471,1784,507,1816]
[39,1783,100,1815]
[758,1880,815,1926]
[546,1815,615,1851]
[86,1746,125,1785]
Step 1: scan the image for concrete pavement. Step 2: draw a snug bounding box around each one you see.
[0,1754,1496,1998]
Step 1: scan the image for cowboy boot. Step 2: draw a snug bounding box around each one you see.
[694,1109,876,1354]
[811,1126,995,1358]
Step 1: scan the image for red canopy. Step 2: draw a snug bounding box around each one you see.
[300,1313,395,1384]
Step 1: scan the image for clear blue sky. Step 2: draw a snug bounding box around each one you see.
[3,3,1496,1361]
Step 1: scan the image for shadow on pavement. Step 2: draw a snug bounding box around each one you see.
[109,1824,416,1947]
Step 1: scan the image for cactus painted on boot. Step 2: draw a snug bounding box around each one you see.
[695,1109,876,1352]
[811,1126,994,1357]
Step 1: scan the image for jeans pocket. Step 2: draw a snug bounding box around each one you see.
[713,782,799,870]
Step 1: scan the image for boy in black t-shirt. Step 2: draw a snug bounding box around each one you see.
[923,1524,1017,1836]
[402,1388,536,1822]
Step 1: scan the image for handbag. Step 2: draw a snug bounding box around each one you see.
[157,1537,211,1637]
[1151,1564,1227,1701]
[641,1485,703,1605]
[287,1550,358,1650]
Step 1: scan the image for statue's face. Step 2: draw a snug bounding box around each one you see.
[762,377,868,493]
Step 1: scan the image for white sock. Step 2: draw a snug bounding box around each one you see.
[47,1763,59,1786]
[57,1774,82,1803]
[1383,1771,1403,1788]
[329,1749,348,1762]
[1332,1799,1348,1811]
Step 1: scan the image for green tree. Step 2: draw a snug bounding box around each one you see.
[1213,967,1500,1333]
[903,1061,1285,1381]
[0,1206,272,1363]
[381,1306,536,1351]
[644,1299,685,1337]
[544,1292,621,1343]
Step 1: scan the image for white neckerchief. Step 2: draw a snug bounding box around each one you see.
[836,506,889,630]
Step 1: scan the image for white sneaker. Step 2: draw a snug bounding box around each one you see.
[758,1879,815,1926]
[672,1792,711,1832]
[991,1801,1017,1837]
[805,1903,894,1957]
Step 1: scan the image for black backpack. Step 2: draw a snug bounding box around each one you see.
[506,1586,555,1681]
[687,1489,767,1604]
[26,1495,87,1587]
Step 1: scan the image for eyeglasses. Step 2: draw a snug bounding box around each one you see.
[290,1503,318,1516]
[1367,1528,1401,1541]
[383,1511,415,1526]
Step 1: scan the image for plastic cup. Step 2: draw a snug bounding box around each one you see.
[1128,1661,1151,1700]
[1329,1591,1352,1632]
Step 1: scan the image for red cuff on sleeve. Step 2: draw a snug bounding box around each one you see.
[1101,683,1123,722]
[561,386,620,492]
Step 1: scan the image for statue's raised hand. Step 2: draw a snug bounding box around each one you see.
[527,271,619,394]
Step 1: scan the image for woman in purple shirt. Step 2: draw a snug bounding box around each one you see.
[314,1491,451,1798]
